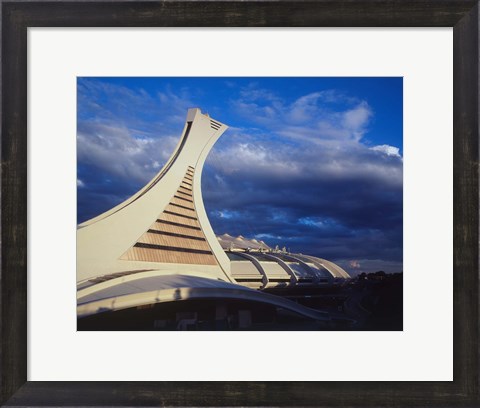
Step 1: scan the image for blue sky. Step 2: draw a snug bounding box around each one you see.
[77,77,403,275]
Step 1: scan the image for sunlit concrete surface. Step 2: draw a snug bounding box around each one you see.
[77,108,352,329]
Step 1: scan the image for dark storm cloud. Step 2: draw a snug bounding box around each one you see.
[76,80,190,223]
[202,124,403,271]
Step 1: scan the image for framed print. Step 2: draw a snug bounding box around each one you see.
[2,1,479,406]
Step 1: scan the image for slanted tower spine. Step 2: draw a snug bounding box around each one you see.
[77,108,233,283]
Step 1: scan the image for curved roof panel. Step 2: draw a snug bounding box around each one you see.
[218,234,271,251]
[222,246,350,287]
[77,274,331,322]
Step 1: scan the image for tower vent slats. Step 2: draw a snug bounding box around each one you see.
[160,211,199,227]
[169,201,195,212]
[120,167,218,266]
[134,242,212,254]
[170,197,194,209]
[163,209,198,221]
[178,185,192,193]
[158,212,199,227]
[173,194,193,203]
[138,232,210,251]
[176,190,192,198]
[147,229,205,241]
[210,120,221,130]
[155,219,201,231]
[123,246,217,265]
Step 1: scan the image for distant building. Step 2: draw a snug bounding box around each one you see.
[77,109,350,330]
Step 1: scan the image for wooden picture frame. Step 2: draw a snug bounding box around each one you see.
[2,1,478,406]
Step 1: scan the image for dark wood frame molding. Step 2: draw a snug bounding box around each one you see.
[2,1,478,406]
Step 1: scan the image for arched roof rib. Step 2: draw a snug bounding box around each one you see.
[318,258,350,279]
[250,253,298,285]
[217,235,351,283]
[283,254,334,281]
[231,252,269,288]
[298,254,350,279]
[265,253,311,280]
[292,254,338,280]
[221,249,350,288]
[77,274,331,322]
[270,253,328,282]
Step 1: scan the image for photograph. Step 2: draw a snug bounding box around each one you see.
[76,77,403,331]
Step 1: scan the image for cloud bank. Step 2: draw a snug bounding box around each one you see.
[77,78,403,274]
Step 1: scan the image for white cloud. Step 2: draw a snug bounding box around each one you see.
[157,87,194,115]
[77,179,85,188]
[336,258,403,274]
[255,233,283,240]
[232,85,373,145]
[208,128,402,188]
[370,144,402,157]
[209,140,299,178]
[77,122,178,184]
[288,92,325,123]
[342,101,372,130]
[212,209,240,219]
[213,86,402,190]
[299,217,325,228]
[349,260,361,269]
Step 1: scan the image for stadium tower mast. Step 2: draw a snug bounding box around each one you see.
[77,108,233,284]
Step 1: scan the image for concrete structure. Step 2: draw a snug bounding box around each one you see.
[77,108,350,329]
[217,234,350,289]
[77,108,232,284]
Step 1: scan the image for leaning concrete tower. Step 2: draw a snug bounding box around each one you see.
[77,108,347,328]
[77,108,233,284]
